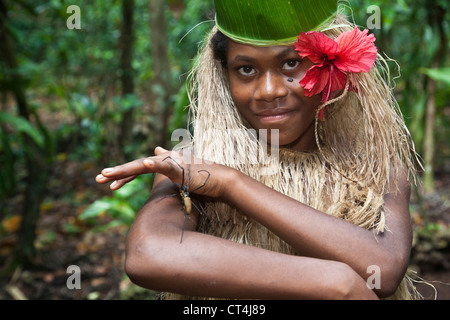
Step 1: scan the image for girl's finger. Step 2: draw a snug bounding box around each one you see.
[101,158,154,179]
[96,174,113,184]
[154,146,168,156]
[110,175,138,190]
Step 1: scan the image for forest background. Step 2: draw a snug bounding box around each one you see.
[0,0,449,300]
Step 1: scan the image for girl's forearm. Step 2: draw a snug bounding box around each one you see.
[221,169,410,295]
[124,175,378,299]
[126,211,376,299]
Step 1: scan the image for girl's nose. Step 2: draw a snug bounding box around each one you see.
[255,72,288,102]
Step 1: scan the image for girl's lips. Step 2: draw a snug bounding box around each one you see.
[256,109,296,123]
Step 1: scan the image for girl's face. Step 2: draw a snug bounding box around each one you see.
[226,41,322,151]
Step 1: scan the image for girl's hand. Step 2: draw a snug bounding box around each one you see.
[95,147,229,199]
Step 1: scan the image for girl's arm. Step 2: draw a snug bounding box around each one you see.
[221,167,412,298]
[97,147,410,298]
[124,173,377,299]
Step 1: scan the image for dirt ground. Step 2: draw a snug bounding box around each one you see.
[0,160,449,300]
[408,174,450,299]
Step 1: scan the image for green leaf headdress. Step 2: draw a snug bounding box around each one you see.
[214,0,337,46]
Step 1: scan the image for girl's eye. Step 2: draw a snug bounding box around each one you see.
[238,66,256,76]
[283,60,300,70]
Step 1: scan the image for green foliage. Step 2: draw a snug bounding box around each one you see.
[351,0,449,163]
[79,174,154,230]
[0,111,50,201]
[0,111,44,147]
[421,68,450,86]
[113,94,144,114]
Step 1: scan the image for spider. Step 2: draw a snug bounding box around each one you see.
[163,156,210,243]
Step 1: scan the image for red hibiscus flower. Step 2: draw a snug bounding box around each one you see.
[294,27,377,120]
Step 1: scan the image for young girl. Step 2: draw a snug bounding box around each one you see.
[96,1,420,299]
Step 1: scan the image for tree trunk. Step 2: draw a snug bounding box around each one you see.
[423,3,446,193]
[149,0,172,148]
[423,73,436,193]
[0,0,48,273]
[119,0,135,161]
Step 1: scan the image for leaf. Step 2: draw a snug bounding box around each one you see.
[93,220,124,232]
[63,222,82,234]
[0,112,44,147]
[5,285,28,300]
[420,68,450,86]
[214,0,336,46]
[79,199,112,220]
[70,93,97,117]
[114,183,135,199]
[115,203,136,225]
[2,215,22,233]
[113,94,144,113]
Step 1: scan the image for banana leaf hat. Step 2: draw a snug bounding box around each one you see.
[214,0,337,46]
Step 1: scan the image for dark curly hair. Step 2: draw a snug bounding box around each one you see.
[210,30,229,68]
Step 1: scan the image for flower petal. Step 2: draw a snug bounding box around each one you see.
[328,64,348,94]
[318,65,348,120]
[319,64,348,102]
[334,27,377,73]
[300,64,330,97]
[295,31,338,64]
